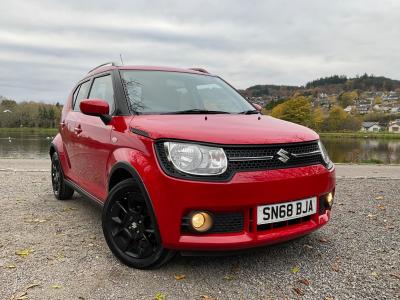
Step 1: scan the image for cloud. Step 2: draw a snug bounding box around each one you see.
[0,0,400,102]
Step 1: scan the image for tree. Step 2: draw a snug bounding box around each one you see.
[322,106,361,131]
[270,96,313,127]
[311,107,325,131]
[338,91,358,108]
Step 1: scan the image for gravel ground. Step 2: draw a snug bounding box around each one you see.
[0,159,399,300]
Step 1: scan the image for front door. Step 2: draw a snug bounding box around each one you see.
[73,74,115,200]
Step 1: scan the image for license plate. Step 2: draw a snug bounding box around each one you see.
[257,197,317,225]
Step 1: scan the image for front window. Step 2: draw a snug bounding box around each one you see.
[120,70,254,114]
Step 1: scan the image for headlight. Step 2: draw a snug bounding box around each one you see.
[318,140,334,169]
[164,142,227,175]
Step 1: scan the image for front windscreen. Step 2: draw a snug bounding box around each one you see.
[120,70,254,114]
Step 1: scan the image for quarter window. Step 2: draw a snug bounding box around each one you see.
[88,75,114,112]
[73,81,90,111]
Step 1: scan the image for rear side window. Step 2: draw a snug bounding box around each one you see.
[73,81,90,111]
[88,75,114,112]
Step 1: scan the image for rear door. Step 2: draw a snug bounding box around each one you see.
[73,73,115,200]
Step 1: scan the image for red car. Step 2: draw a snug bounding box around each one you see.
[50,62,335,269]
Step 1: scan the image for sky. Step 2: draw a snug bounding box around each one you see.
[1,0,400,103]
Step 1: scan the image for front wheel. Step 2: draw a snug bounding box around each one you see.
[51,152,74,200]
[102,179,175,269]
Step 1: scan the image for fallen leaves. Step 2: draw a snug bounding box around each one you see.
[51,284,62,289]
[154,292,165,300]
[15,248,34,258]
[377,204,385,210]
[291,266,300,274]
[61,207,77,212]
[303,244,313,250]
[375,196,384,200]
[200,296,216,300]
[370,271,379,277]
[293,287,304,296]
[389,272,400,280]
[174,274,186,280]
[331,264,340,272]
[298,278,310,286]
[318,238,329,243]
[25,218,48,224]
[4,264,16,269]
[223,274,235,280]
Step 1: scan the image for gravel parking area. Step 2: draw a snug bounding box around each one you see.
[0,159,399,299]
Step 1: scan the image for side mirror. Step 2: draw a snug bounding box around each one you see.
[80,99,112,124]
[253,103,262,112]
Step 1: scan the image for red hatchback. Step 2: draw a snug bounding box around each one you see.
[50,62,335,269]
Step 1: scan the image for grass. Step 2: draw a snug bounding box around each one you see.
[319,132,400,139]
[0,127,58,135]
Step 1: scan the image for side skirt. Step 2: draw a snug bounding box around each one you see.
[65,179,104,207]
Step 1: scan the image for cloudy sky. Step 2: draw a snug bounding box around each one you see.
[1,0,400,103]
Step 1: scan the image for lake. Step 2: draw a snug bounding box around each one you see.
[0,131,399,164]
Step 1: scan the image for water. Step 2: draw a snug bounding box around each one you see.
[0,132,399,164]
[0,132,54,159]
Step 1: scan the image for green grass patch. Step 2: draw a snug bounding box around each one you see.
[319,132,400,139]
[0,127,58,135]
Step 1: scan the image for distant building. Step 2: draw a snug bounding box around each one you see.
[2,109,12,113]
[361,122,382,132]
[390,107,400,113]
[344,106,353,113]
[388,120,400,133]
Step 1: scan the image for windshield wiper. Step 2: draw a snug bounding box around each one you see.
[166,109,232,114]
[238,109,259,115]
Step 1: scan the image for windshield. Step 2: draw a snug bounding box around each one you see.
[120,70,255,114]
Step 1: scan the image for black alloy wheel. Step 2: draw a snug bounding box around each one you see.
[51,152,74,200]
[102,179,175,269]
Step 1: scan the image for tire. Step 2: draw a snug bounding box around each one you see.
[51,152,74,200]
[102,179,175,269]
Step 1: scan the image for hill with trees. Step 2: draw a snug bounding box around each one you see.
[244,74,400,98]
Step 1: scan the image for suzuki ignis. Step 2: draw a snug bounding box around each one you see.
[50,63,335,269]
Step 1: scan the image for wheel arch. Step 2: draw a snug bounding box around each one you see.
[107,161,163,246]
[108,162,155,212]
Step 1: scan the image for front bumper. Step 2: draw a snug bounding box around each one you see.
[143,158,336,251]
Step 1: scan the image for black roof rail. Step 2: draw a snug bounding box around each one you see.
[188,67,209,74]
[88,62,118,74]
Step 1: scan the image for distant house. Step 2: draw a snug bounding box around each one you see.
[3,109,12,113]
[390,107,400,113]
[388,120,400,133]
[361,122,382,132]
[344,106,353,113]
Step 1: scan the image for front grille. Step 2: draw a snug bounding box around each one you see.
[224,142,322,172]
[182,212,244,233]
[257,215,312,231]
[155,140,324,181]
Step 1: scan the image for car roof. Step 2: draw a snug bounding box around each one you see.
[87,64,214,77]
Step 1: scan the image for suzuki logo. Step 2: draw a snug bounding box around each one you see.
[277,149,290,163]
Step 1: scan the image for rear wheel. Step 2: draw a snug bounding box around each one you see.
[102,179,175,269]
[51,152,74,200]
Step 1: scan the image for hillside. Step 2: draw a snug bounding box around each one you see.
[242,74,400,100]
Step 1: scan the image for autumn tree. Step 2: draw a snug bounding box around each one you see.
[270,96,314,127]
[322,106,361,131]
[338,91,358,108]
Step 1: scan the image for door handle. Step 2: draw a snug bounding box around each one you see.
[74,125,82,134]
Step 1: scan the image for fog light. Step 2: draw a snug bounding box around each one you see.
[325,192,334,208]
[190,211,213,232]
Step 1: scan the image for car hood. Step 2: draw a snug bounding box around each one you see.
[129,114,319,144]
